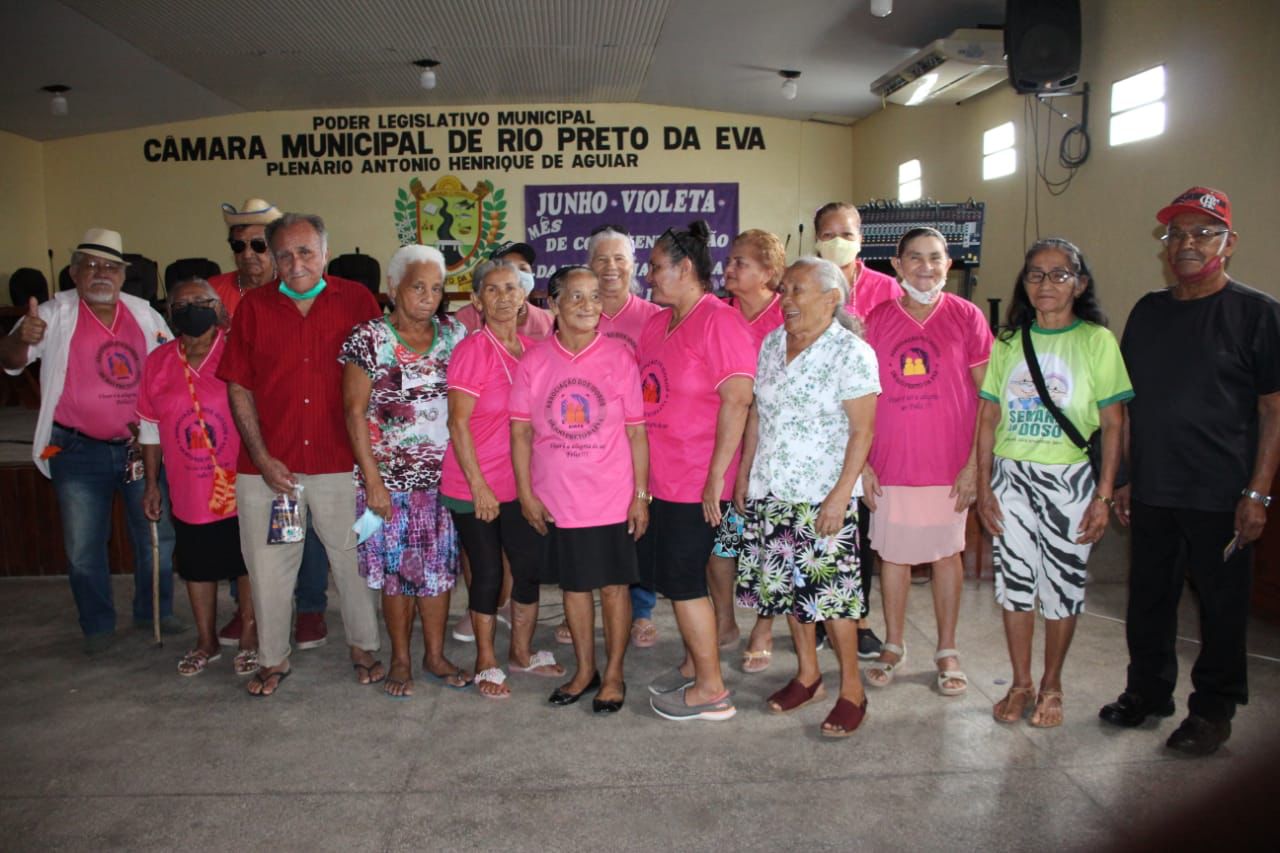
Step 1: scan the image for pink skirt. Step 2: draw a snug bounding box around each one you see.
[868,485,967,565]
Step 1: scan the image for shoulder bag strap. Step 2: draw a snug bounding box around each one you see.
[1019,324,1090,450]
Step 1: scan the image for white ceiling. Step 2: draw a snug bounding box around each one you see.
[0,0,1006,141]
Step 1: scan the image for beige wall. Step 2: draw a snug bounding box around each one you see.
[5,103,851,303]
[0,130,50,299]
[848,0,1280,326]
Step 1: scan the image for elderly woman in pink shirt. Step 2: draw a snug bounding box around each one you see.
[510,265,649,712]
[637,220,756,723]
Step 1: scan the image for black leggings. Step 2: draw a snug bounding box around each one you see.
[858,500,874,616]
[449,501,549,614]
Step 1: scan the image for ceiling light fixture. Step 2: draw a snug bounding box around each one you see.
[779,70,801,101]
[413,59,440,90]
[42,84,70,116]
[870,0,893,17]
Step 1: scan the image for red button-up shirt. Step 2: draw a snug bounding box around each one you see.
[217,276,381,475]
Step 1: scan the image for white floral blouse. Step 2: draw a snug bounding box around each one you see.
[747,321,880,504]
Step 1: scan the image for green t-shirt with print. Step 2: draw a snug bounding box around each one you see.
[979,320,1134,464]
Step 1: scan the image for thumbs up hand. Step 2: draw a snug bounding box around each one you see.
[17,297,47,346]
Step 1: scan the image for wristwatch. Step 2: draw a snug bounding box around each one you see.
[1241,488,1272,507]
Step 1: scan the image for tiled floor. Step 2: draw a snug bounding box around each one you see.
[0,573,1276,850]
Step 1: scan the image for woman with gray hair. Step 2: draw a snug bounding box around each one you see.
[340,244,469,698]
[440,259,565,699]
[734,257,879,736]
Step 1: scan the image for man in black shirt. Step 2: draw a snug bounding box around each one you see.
[1099,187,1280,756]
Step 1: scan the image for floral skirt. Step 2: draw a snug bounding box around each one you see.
[356,485,460,597]
[734,495,864,623]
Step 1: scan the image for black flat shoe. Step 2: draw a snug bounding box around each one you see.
[1099,691,1176,728]
[592,682,627,714]
[549,671,601,706]
[1166,714,1231,756]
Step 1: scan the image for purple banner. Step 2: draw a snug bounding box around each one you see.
[523,183,739,290]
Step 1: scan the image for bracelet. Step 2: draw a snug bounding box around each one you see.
[634,489,652,504]
[1241,488,1273,508]
[1093,494,1115,508]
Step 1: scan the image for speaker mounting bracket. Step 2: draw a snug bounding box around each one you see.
[1035,82,1089,132]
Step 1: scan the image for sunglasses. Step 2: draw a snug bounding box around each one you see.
[228,237,269,254]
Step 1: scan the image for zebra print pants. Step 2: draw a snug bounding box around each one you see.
[991,457,1094,619]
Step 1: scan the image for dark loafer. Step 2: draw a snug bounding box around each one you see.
[1166,714,1231,756]
[549,671,601,706]
[1099,691,1176,727]
[592,682,627,714]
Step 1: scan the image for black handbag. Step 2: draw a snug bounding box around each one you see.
[1019,324,1101,482]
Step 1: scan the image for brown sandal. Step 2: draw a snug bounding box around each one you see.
[766,677,825,713]
[820,697,868,738]
[1029,689,1064,728]
[993,686,1036,723]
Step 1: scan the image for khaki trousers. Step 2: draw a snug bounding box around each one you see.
[238,473,379,668]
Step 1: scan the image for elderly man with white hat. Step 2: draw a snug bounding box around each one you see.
[208,198,333,653]
[208,197,284,317]
[0,228,180,655]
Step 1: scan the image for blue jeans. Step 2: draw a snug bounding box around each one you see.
[229,519,329,613]
[630,583,656,621]
[49,425,175,637]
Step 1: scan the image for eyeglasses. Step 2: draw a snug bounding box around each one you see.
[171,298,218,311]
[77,258,125,275]
[229,237,269,254]
[1023,269,1077,285]
[1161,226,1229,246]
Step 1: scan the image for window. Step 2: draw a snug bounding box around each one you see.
[1110,65,1166,147]
[983,121,1016,180]
[898,159,921,202]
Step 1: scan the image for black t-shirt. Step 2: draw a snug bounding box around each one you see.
[1122,280,1280,511]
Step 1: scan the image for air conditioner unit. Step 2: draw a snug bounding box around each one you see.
[870,28,1006,106]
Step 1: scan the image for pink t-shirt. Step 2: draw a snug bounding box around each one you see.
[866,294,993,486]
[454,303,555,340]
[439,328,532,503]
[509,334,644,528]
[54,300,147,440]
[598,293,661,352]
[636,294,757,503]
[730,293,785,350]
[137,333,241,525]
[845,264,902,322]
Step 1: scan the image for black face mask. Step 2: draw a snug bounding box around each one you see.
[171,304,219,338]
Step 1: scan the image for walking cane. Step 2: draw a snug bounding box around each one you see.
[150,520,162,647]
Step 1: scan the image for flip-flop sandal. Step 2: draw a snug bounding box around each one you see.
[767,677,826,713]
[741,648,773,673]
[630,619,658,648]
[233,649,259,677]
[475,667,510,700]
[353,660,387,685]
[993,686,1036,723]
[510,650,563,677]
[383,678,413,700]
[424,667,473,689]
[1029,689,1064,728]
[820,697,869,738]
[177,649,222,677]
[554,622,573,645]
[248,668,290,697]
[934,648,968,696]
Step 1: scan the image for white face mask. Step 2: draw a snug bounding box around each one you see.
[516,269,536,295]
[814,236,860,267]
[900,277,946,305]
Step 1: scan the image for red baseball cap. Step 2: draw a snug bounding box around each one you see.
[1156,186,1231,228]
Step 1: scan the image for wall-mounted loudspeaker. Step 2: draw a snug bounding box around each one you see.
[1005,0,1082,94]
